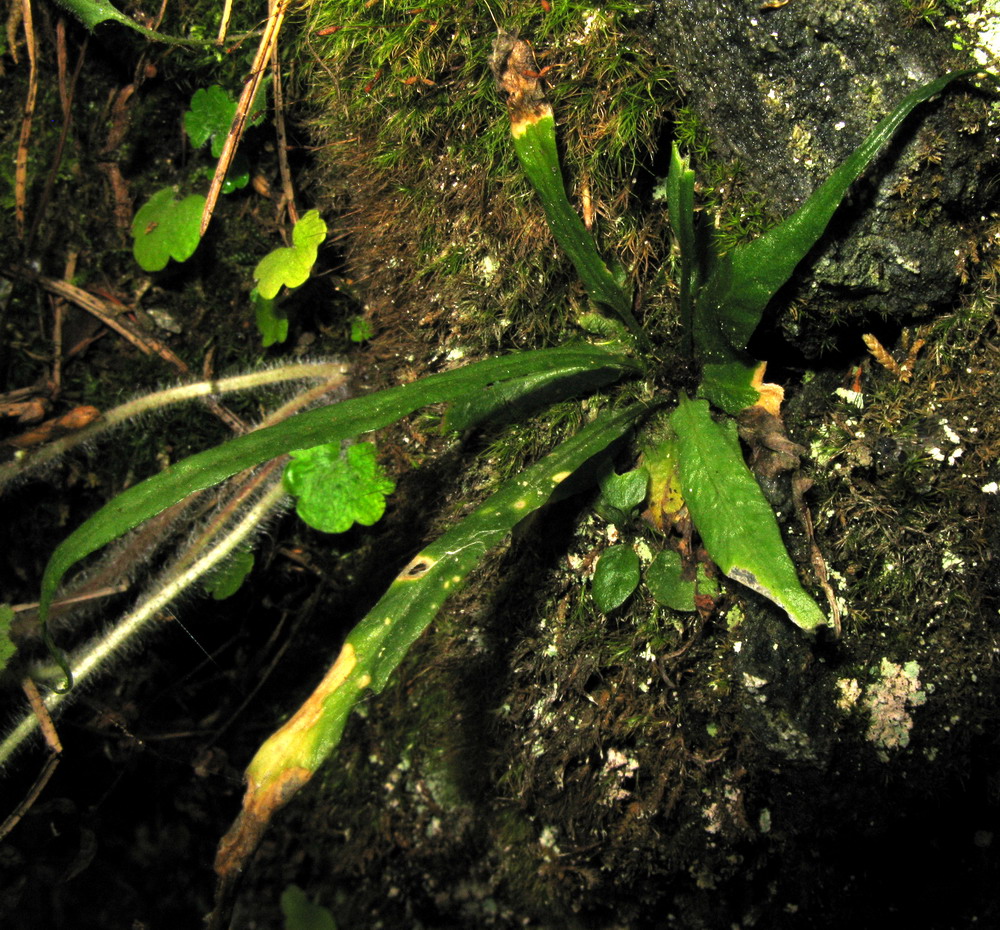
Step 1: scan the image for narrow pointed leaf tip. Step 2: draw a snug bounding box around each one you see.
[671,396,826,632]
[692,69,985,369]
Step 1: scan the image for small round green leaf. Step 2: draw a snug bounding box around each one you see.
[131,188,205,271]
[284,441,395,534]
[203,548,254,601]
[598,466,648,513]
[646,550,694,611]
[280,884,337,930]
[592,544,640,613]
[254,210,327,299]
[646,550,719,611]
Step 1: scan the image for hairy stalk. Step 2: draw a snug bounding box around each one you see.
[0,476,288,769]
[0,359,349,489]
[9,366,351,639]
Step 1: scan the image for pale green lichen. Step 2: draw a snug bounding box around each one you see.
[862,658,927,760]
[953,1,1000,67]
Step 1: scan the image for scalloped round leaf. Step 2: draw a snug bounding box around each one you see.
[203,548,254,601]
[284,441,395,534]
[592,544,640,613]
[254,210,327,299]
[131,188,206,271]
[184,85,237,155]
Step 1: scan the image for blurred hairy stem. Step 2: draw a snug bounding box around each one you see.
[0,476,288,770]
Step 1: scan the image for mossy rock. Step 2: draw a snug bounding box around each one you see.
[654,0,1000,358]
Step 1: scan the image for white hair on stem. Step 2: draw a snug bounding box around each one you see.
[0,475,289,770]
[0,357,349,490]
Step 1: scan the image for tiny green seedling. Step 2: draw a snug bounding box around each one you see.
[251,210,329,345]
[350,317,374,343]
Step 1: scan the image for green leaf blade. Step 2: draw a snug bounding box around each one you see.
[671,396,826,631]
[131,188,205,271]
[36,346,639,644]
[203,549,254,601]
[184,86,237,154]
[251,288,288,347]
[254,210,328,299]
[667,142,696,354]
[511,112,648,348]
[0,604,16,677]
[352,401,655,690]
[694,70,982,365]
[646,550,717,612]
[51,0,205,44]
[52,0,146,31]
[592,544,641,613]
[239,400,656,839]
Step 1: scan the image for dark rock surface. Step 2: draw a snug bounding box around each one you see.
[653,0,999,358]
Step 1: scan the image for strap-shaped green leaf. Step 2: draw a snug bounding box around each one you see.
[671,395,826,631]
[51,0,205,45]
[511,110,649,348]
[36,345,639,664]
[241,400,655,794]
[218,399,656,879]
[667,143,696,355]
[693,69,982,366]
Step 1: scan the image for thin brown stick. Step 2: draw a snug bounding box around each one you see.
[270,29,297,225]
[200,0,291,235]
[1,265,190,375]
[26,25,86,252]
[14,0,38,239]
[51,252,78,397]
[5,0,24,66]
[216,0,234,45]
[0,680,62,844]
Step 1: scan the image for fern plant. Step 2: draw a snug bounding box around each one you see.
[2,23,987,902]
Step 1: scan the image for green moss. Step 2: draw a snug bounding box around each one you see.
[808,296,1000,640]
[288,0,674,353]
